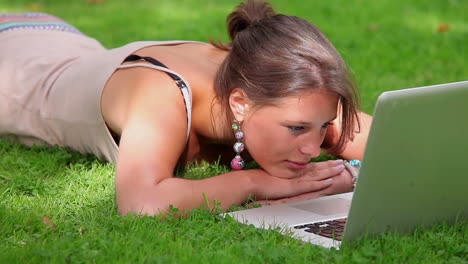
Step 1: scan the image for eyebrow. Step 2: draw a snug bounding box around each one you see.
[284,116,337,126]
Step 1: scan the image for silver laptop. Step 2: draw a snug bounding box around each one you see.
[225,81,468,248]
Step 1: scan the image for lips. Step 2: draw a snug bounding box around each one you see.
[287,160,309,170]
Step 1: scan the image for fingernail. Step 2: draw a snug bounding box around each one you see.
[334,159,344,165]
[325,178,334,185]
[335,164,345,170]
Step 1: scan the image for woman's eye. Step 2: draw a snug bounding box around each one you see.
[322,122,333,128]
[288,126,304,131]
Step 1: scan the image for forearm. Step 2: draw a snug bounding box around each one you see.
[117,169,262,215]
[117,160,343,215]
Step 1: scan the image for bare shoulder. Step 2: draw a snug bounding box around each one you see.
[117,67,189,167]
[102,62,184,131]
[102,42,225,134]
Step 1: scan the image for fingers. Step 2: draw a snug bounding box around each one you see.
[253,160,358,205]
[290,176,335,197]
[320,169,356,195]
[307,159,343,170]
[301,162,345,181]
[283,161,345,196]
[253,161,346,201]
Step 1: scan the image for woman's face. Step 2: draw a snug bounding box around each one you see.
[241,91,339,179]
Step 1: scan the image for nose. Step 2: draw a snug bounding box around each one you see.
[298,139,321,158]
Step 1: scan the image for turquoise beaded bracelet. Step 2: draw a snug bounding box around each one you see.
[348,159,362,169]
[343,159,361,187]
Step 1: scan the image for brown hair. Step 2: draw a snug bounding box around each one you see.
[211,0,360,154]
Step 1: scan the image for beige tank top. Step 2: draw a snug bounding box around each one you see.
[0,29,195,163]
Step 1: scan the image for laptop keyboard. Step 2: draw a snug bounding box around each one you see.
[293,218,347,241]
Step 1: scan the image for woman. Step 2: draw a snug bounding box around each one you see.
[0,1,372,215]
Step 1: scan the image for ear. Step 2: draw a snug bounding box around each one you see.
[229,88,251,122]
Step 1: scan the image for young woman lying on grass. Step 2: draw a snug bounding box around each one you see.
[0,0,371,215]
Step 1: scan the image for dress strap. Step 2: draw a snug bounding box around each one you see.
[120,54,192,141]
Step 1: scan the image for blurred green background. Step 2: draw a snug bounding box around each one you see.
[1,0,466,113]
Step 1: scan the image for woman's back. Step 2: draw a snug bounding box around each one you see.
[0,15,225,162]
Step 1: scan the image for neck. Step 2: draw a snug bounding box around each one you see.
[209,99,236,144]
[191,95,235,145]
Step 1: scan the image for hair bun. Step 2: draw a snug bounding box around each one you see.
[227,0,276,41]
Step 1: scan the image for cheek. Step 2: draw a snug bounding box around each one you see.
[243,124,294,160]
[243,126,269,154]
[242,122,301,179]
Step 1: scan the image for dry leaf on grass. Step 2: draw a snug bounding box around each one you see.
[87,0,106,3]
[365,24,379,32]
[42,216,57,230]
[437,23,450,32]
[27,3,42,11]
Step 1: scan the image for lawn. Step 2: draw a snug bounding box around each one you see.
[0,0,467,263]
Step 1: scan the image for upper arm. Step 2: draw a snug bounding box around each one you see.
[114,68,189,213]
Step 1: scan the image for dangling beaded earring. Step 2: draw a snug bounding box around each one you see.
[230,121,245,170]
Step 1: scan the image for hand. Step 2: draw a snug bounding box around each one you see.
[251,159,346,202]
[253,160,356,205]
[320,161,357,195]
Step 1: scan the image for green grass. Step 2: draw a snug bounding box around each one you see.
[0,0,467,263]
